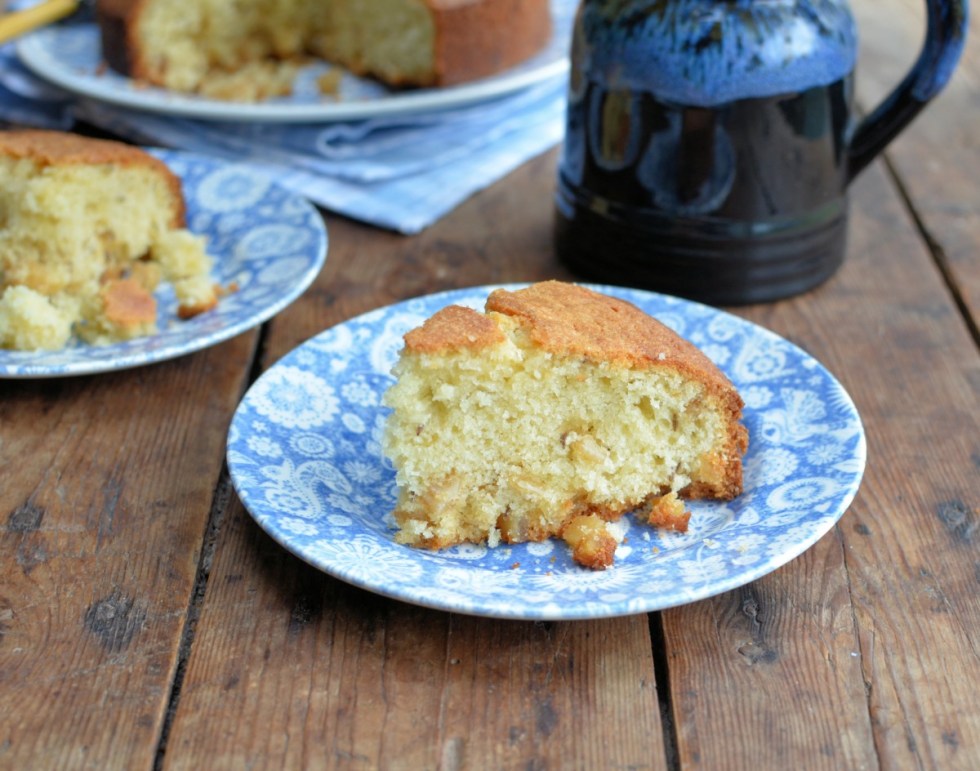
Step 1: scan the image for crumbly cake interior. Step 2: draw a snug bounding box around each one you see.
[0,153,216,351]
[383,309,741,557]
[308,0,436,87]
[130,0,435,99]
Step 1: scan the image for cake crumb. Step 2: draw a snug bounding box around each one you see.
[562,514,617,570]
[317,68,343,96]
[642,492,691,533]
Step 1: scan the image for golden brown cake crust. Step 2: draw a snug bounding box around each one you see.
[404,303,505,353]
[486,282,724,380]
[426,0,551,86]
[0,129,185,227]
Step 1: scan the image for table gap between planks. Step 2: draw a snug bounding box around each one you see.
[1,0,978,768]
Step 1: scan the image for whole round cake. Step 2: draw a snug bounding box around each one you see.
[96,0,552,99]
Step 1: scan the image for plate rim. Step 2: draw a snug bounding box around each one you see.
[227,283,868,620]
[15,0,573,124]
[0,148,328,379]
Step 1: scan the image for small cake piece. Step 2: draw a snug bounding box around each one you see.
[561,513,618,571]
[642,491,692,533]
[96,0,552,99]
[0,285,74,351]
[0,129,218,351]
[382,281,749,569]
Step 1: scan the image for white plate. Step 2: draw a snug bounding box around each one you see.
[0,149,327,378]
[227,285,867,620]
[16,0,575,123]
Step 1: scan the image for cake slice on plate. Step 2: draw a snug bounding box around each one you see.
[382,281,748,569]
[0,130,217,351]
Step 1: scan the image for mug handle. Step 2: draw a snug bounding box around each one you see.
[848,0,969,180]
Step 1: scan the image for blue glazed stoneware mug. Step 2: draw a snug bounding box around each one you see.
[554,0,969,304]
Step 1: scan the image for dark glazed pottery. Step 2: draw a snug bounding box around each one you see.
[555,0,970,304]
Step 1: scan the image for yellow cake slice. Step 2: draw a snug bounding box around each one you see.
[0,130,218,351]
[382,281,749,569]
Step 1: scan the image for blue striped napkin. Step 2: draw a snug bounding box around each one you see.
[0,2,572,234]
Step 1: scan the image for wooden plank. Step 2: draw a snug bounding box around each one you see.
[662,6,980,762]
[664,154,980,768]
[0,335,256,769]
[164,498,663,770]
[438,614,661,770]
[162,156,668,770]
[666,536,875,769]
[158,497,457,769]
[851,0,980,326]
[820,163,980,768]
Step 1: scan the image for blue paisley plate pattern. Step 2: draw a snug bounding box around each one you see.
[0,149,327,378]
[16,0,574,123]
[227,285,866,620]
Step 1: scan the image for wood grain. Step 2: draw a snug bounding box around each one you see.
[4,5,977,764]
[161,156,667,770]
[851,0,980,328]
[825,165,980,769]
[666,536,875,770]
[165,502,663,770]
[0,335,256,769]
[663,154,980,767]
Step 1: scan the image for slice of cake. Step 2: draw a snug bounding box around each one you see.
[96,0,552,100]
[382,281,749,569]
[0,130,218,351]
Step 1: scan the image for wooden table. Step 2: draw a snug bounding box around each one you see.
[2,2,977,768]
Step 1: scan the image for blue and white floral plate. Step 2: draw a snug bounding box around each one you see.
[227,285,866,620]
[16,0,574,123]
[0,149,327,378]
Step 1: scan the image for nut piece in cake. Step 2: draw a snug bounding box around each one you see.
[382,281,749,569]
[561,514,618,571]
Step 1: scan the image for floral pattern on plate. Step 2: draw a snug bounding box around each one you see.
[227,285,866,620]
[0,149,327,378]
